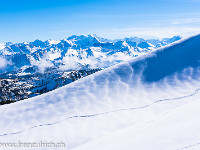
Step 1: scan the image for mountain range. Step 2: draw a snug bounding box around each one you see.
[0,35,181,74]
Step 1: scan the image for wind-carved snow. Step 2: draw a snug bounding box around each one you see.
[0,35,200,150]
[0,87,200,138]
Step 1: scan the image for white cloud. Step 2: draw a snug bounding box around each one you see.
[45,51,61,61]
[171,18,200,25]
[60,56,81,71]
[191,0,200,2]
[0,57,9,68]
[33,58,54,73]
[0,43,5,50]
[94,27,200,39]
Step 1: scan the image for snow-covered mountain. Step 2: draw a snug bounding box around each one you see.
[0,35,181,73]
[0,34,199,150]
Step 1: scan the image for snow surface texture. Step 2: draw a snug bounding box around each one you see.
[0,35,200,150]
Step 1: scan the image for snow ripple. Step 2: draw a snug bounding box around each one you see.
[0,87,199,138]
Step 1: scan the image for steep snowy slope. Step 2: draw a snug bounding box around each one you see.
[0,34,200,150]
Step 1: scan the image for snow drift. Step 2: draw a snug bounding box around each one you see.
[0,34,200,150]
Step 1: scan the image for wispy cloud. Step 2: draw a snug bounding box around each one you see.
[166,0,200,3]
[171,18,200,25]
[191,0,200,2]
[93,27,200,39]
[32,58,54,73]
[0,57,11,68]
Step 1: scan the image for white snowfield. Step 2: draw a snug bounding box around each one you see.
[0,34,200,150]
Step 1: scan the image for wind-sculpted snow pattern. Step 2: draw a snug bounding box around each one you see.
[0,88,200,138]
[0,35,200,150]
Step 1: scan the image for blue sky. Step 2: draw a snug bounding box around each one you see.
[0,0,200,42]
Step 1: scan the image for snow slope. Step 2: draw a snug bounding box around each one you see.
[73,93,200,150]
[0,34,200,150]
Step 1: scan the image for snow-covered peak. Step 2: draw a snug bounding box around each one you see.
[47,39,61,45]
